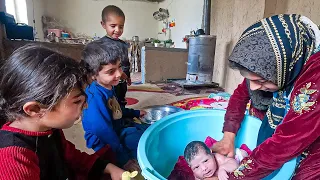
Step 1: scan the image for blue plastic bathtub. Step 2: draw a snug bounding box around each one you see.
[137,109,296,180]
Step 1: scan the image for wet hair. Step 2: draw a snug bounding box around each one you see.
[81,39,124,75]
[0,44,87,125]
[184,141,212,164]
[101,5,125,22]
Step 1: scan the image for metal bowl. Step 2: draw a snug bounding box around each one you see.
[141,105,184,124]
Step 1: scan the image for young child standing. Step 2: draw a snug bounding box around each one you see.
[81,39,147,172]
[0,45,125,180]
[100,5,130,106]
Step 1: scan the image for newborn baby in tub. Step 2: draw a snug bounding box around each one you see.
[184,141,248,180]
[168,136,250,180]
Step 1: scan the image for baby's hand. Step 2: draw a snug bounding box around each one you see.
[217,168,229,180]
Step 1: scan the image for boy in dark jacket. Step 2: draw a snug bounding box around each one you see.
[100,5,131,106]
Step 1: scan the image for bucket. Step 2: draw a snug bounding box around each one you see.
[137,109,296,180]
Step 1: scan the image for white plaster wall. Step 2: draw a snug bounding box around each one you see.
[157,0,204,49]
[277,0,320,25]
[211,0,235,90]
[211,0,265,93]
[26,0,45,40]
[44,0,159,40]
[44,0,59,17]
[0,0,5,12]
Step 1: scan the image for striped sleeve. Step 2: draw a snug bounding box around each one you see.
[0,146,40,180]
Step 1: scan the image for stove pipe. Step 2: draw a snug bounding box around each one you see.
[203,0,211,35]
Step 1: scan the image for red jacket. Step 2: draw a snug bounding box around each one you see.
[0,123,115,180]
[223,79,266,134]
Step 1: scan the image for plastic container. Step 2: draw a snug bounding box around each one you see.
[137,109,296,180]
[61,32,69,38]
[47,29,61,37]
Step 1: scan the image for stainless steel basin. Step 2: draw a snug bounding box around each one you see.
[141,105,184,124]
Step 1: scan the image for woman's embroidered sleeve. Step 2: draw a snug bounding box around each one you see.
[223,79,250,133]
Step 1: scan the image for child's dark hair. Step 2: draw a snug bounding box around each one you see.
[81,39,124,75]
[0,44,87,125]
[101,5,125,22]
[184,141,211,164]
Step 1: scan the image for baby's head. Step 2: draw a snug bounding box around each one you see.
[0,45,88,129]
[184,141,217,179]
[101,5,125,39]
[82,40,124,89]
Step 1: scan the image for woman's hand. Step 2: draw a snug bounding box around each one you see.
[211,132,236,158]
[104,163,125,180]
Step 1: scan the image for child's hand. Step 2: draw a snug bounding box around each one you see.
[121,73,128,81]
[104,163,125,180]
[217,168,229,180]
[127,78,132,86]
[139,110,147,117]
[123,159,141,172]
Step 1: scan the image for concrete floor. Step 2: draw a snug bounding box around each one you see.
[63,84,208,154]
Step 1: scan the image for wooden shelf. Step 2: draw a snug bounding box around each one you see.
[3,39,85,61]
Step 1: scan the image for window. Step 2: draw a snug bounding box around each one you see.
[5,0,28,24]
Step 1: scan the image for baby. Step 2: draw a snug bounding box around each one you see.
[184,141,247,180]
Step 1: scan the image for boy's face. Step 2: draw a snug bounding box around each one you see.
[189,150,217,179]
[101,14,125,39]
[95,60,122,89]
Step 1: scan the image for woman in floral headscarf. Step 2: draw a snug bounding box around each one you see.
[212,14,320,179]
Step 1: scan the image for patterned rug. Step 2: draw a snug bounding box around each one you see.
[128,82,224,96]
[126,97,139,105]
[156,82,224,96]
[128,85,165,93]
[170,96,229,110]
